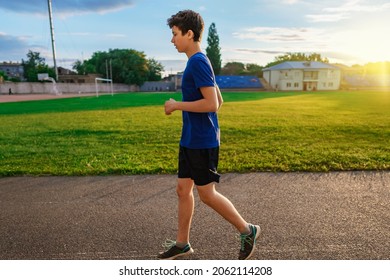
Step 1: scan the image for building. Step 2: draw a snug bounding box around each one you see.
[58,66,77,76]
[263,61,341,91]
[0,62,24,81]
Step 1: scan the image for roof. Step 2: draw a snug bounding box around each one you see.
[263,61,339,71]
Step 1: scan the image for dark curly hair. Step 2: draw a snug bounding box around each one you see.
[167,10,204,42]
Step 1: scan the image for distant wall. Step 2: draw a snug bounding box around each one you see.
[0,82,138,95]
[140,81,176,92]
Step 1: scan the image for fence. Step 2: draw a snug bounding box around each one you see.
[0,82,138,95]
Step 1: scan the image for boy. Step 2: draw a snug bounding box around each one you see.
[159,10,260,260]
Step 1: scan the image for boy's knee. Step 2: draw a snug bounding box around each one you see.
[176,186,189,198]
[176,179,193,197]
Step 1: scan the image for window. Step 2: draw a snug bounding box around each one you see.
[294,82,299,88]
[304,71,318,79]
[286,82,292,88]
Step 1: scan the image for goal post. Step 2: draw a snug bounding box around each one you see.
[95,78,114,97]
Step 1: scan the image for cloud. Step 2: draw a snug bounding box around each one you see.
[0,33,28,55]
[323,0,390,13]
[59,32,127,39]
[234,48,283,55]
[0,0,136,16]
[233,27,325,43]
[281,0,300,4]
[322,51,364,63]
[0,32,48,62]
[306,0,390,22]
[60,32,127,38]
[305,13,349,22]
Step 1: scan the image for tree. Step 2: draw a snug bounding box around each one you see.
[0,71,8,82]
[363,61,390,74]
[221,62,246,75]
[221,62,263,76]
[246,63,263,77]
[206,23,222,75]
[265,52,329,68]
[147,58,164,81]
[22,50,55,82]
[73,49,164,85]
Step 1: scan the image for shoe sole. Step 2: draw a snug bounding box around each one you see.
[158,247,194,260]
[243,225,261,260]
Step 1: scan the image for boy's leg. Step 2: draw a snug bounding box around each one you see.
[157,178,194,260]
[196,183,261,260]
[196,183,248,233]
[176,178,195,244]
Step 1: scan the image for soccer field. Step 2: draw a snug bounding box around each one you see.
[0,90,389,175]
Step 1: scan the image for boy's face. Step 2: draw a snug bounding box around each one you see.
[171,25,191,53]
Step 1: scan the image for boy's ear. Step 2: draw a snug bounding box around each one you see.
[186,30,194,40]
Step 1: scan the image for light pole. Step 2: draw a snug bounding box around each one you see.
[47,0,58,81]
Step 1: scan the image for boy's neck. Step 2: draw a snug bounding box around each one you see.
[185,42,202,59]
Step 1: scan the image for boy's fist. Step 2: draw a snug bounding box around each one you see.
[165,98,176,115]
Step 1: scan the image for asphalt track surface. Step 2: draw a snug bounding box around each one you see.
[0,172,389,260]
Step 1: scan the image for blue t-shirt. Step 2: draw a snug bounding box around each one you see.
[180,52,220,149]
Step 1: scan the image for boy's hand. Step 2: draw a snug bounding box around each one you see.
[165,98,177,115]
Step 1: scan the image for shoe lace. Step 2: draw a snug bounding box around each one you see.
[162,239,176,250]
[239,234,253,251]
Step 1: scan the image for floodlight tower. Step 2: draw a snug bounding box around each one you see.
[47,0,58,81]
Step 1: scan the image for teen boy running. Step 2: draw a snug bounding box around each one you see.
[159,10,260,260]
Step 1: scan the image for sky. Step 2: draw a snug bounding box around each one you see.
[1,0,390,76]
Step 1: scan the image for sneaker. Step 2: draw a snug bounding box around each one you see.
[238,224,261,260]
[157,240,194,260]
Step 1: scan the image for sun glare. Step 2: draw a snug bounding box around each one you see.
[358,27,389,61]
[334,23,390,65]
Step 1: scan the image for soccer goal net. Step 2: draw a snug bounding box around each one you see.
[95,78,114,97]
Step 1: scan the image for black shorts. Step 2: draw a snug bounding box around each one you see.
[178,146,221,186]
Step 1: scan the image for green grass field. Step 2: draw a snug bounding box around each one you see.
[0,90,389,176]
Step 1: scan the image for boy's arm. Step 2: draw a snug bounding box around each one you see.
[216,85,223,110]
[165,86,222,115]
